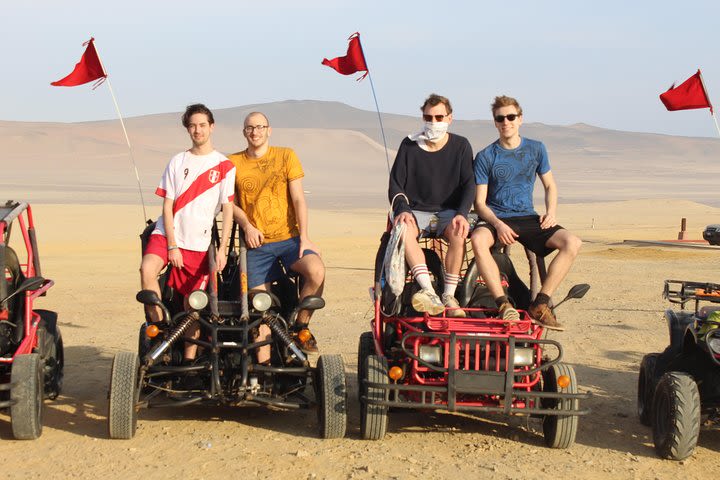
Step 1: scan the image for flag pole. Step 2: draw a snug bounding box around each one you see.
[93,42,149,223]
[697,69,720,138]
[365,72,391,174]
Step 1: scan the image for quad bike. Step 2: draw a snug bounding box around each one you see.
[637,280,720,460]
[0,200,64,439]
[107,221,347,439]
[358,225,590,448]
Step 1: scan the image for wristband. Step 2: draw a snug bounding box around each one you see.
[167,245,179,251]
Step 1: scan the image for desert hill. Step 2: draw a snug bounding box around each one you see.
[1,100,718,209]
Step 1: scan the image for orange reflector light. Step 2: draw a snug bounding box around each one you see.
[388,366,403,381]
[297,329,312,343]
[557,375,571,389]
[146,324,160,338]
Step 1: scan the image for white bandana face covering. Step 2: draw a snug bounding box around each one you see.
[408,121,449,144]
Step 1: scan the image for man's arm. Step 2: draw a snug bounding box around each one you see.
[388,141,417,228]
[474,184,518,245]
[232,200,264,248]
[538,171,558,229]
[162,196,184,268]
[288,177,319,257]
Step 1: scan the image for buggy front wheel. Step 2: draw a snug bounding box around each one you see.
[360,355,389,440]
[317,354,347,439]
[652,371,700,460]
[542,362,579,449]
[108,351,140,439]
[357,332,375,401]
[11,353,44,440]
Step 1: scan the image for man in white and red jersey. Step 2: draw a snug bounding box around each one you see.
[140,103,235,362]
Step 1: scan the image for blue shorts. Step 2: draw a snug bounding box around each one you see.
[412,209,457,238]
[246,236,317,289]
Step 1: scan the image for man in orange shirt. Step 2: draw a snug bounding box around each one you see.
[228,112,324,354]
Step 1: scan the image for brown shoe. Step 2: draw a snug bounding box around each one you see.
[528,302,564,331]
[497,301,520,321]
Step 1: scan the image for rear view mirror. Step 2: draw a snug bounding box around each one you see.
[136,290,162,306]
[566,284,590,300]
[298,296,325,312]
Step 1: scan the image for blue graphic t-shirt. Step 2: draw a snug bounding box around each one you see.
[473,137,551,218]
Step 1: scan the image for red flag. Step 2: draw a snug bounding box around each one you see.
[51,37,107,87]
[322,32,368,81]
[660,69,713,114]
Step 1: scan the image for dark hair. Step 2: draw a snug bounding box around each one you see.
[491,95,522,116]
[182,103,214,128]
[420,93,452,114]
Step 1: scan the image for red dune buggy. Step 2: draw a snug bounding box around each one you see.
[0,201,64,439]
[358,227,589,448]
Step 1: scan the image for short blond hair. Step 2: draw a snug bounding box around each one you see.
[491,96,522,116]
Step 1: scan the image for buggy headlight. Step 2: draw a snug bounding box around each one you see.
[252,292,272,312]
[187,290,209,311]
[707,331,720,355]
[418,344,443,366]
[513,347,535,367]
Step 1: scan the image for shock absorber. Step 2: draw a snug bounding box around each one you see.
[265,315,307,364]
[145,312,199,365]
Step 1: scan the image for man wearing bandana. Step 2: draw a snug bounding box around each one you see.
[388,94,474,318]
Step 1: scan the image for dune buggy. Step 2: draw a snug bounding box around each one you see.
[0,200,64,439]
[638,279,720,460]
[358,226,590,448]
[107,221,347,439]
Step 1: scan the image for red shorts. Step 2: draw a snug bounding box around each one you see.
[144,234,210,296]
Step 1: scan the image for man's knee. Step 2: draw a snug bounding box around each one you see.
[470,228,494,251]
[560,233,582,257]
[297,255,325,286]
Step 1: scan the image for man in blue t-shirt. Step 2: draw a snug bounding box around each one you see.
[471,96,582,330]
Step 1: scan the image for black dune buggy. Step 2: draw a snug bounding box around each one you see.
[1,200,64,439]
[107,221,347,439]
[638,279,720,460]
[358,224,590,448]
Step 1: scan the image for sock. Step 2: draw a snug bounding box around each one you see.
[444,273,460,297]
[534,293,551,306]
[495,296,509,308]
[411,264,433,291]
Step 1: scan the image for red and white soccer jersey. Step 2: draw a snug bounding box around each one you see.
[152,150,236,252]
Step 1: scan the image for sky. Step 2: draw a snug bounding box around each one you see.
[3,0,720,137]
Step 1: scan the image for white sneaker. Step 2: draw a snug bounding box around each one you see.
[411,288,445,315]
[441,294,466,318]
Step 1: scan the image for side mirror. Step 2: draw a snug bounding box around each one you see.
[136,290,162,306]
[566,284,590,300]
[0,276,46,304]
[297,296,325,312]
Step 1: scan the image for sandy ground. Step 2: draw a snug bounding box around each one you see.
[3,200,720,479]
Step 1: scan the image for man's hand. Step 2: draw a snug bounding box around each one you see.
[299,236,320,259]
[244,224,264,249]
[449,215,469,238]
[168,248,184,269]
[393,211,417,229]
[215,249,227,272]
[539,213,557,229]
[495,221,519,245]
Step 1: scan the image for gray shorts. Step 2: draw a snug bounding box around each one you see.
[412,209,457,238]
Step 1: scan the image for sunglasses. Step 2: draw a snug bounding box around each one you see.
[422,114,449,122]
[494,114,520,123]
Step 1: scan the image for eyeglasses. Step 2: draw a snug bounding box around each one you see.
[494,114,520,123]
[422,114,449,122]
[243,125,268,134]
